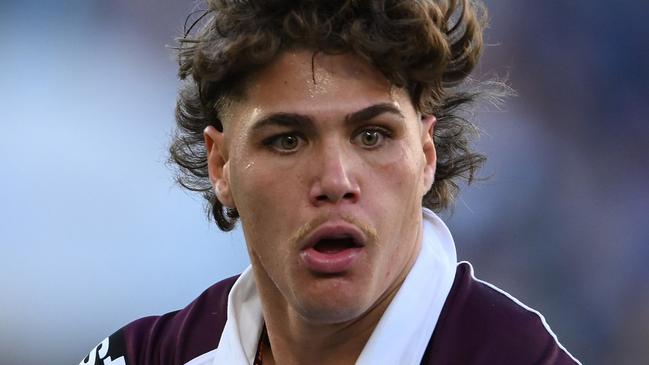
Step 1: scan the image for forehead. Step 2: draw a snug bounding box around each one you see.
[222,50,414,129]
[248,50,391,97]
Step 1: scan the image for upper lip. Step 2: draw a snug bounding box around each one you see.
[300,221,366,251]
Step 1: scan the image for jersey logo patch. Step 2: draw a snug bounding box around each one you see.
[80,331,128,365]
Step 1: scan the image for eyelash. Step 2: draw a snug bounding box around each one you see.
[353,127,392,148]
[262,133,305,153]
[262,126,393,153]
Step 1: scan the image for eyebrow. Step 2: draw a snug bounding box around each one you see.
[250,103,405,133]
[345,103,405,125]
[250,113,315,134]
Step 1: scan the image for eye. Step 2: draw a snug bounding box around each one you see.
[264,133,303,153]
[354,128,390,148]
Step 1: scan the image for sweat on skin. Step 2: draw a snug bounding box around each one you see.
[203,50,437,365]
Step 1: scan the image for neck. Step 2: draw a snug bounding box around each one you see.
[256,280,396,365]
[251,223,423,365]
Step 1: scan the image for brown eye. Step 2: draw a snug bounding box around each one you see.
[279,135,299,150]
[265,133,303,153]
[361,131,380,146]
[355,129,387,148]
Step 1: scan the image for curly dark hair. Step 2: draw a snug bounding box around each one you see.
[170,0,492,231]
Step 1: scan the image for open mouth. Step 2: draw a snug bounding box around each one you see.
[313,236,360,254]
[299,223,366,273]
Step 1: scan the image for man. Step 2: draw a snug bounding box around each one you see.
[81,0,580,364]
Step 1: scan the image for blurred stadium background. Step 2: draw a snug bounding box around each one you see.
[1,1,647,364]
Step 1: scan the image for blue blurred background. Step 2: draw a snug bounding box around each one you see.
[1,1,647,364]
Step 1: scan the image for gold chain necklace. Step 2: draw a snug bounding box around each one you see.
[254,324,268,365]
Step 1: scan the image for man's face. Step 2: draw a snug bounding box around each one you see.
[205,50,436,324]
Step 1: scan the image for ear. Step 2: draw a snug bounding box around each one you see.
[421,115,437,193]
[204,126,235,208]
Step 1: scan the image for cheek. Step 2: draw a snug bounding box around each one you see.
[229,154,301,235]
[364,143,424,244]
[233,169,284,262]
[231,162,275,217]
[364,142,423,195]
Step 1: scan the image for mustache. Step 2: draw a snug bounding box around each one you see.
[289,213,378,248]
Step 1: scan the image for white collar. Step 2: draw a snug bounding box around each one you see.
[205,208,457,365]
[355,208,457,364]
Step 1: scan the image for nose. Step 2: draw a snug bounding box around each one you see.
[308,146,361,206]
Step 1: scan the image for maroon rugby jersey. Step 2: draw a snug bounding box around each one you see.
[80,262,579,364]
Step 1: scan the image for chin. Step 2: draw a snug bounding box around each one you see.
[293,281,371,324]
[296,301,368,325]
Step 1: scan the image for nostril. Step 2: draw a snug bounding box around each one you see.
[310,185,360,205]
[316,194,328,201]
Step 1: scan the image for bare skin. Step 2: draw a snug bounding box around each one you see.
[204,50,436,364]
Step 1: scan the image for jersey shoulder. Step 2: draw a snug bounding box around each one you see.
[79,274,239,365]
[421,262,580,365]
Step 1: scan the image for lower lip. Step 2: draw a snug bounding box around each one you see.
[299,247,364,274]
